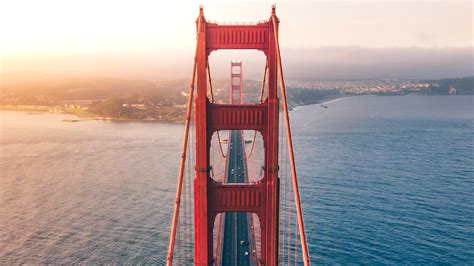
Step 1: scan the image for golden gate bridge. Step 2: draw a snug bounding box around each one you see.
[166,6,310,265]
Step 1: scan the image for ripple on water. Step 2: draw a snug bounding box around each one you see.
[1,96,474,263]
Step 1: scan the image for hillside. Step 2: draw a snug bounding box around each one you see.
[425,76,473,95]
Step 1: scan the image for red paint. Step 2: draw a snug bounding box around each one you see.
[194,6,280,265]
[230,62,243,104]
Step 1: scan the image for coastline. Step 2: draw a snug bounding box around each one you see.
[0,94,392,123]
[0,106,185,124]
[2,94,470,123]
[319,95,361,105]
[1,96,351,123]
[289,94,355,111]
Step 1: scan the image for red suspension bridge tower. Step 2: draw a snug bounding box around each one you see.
[167,6,310,265]
[230,62,243,104]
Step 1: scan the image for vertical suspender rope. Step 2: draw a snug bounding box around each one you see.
[189,101,195,263]
[166,20,200,265]
[185,117,192,264]
[182,159,186,263]
[272,17,311,266]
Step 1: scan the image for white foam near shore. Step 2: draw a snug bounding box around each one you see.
[291,95,360,112]
[319,95,363,105]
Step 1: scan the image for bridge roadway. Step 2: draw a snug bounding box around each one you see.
[221,130,253,265]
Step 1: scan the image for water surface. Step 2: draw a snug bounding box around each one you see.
[1,95,473,264]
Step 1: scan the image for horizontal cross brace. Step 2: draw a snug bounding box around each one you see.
[208,103,267,131]
[208,183,266,213]
[206,23,270,51]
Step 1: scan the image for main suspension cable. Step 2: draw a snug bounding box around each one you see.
[207,61,215,103]
[207,61,228,159]
[259,60,268,103]
[216,131,227,158]
[166,19,200,265]
[246,60,268,160]
[272,16,311,265]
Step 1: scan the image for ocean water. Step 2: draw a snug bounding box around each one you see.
[1,95,473,264]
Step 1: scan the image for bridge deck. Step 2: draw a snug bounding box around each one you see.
[221,130,254,265]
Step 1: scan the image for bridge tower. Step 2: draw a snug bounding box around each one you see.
[230,62,243,104]
[194,6,280,265]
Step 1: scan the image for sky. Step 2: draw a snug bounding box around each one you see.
[0,0,472,80]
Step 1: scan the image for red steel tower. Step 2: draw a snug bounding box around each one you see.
[230,62,243,104]
[194,6,280,265]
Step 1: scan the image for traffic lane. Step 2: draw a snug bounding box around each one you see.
[221,130,251,265]
[222,212,236,265]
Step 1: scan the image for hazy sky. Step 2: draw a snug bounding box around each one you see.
[1,0,472,79]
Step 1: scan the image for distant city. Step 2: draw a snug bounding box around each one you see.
[286,79,432,95]
[1,76,472,122]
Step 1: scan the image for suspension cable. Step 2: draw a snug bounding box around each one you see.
[166,19,200,265]
[184,115,191,264]
[283,89,291,265]
[182,152,186,263]
[207,61,215,103]
[288,161,293,265]
[278,85,283,261]
[184,103,194,264]
[259,60,268,103]
[207,60,228,159]
[187,101,195,264]
[272,16,311,265]
[246,60,268,160]
[216,131,227,158]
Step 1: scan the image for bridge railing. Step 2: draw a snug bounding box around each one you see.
[206,20,269,25]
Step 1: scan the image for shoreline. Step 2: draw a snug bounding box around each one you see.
[0,107,185,124]
[319,95,361,105]
[289,94,354,111]
[1,96,351,123]
[5,94,465,123]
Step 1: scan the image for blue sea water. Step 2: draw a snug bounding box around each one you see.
[0,95,473,264]
[293,96,473,264]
